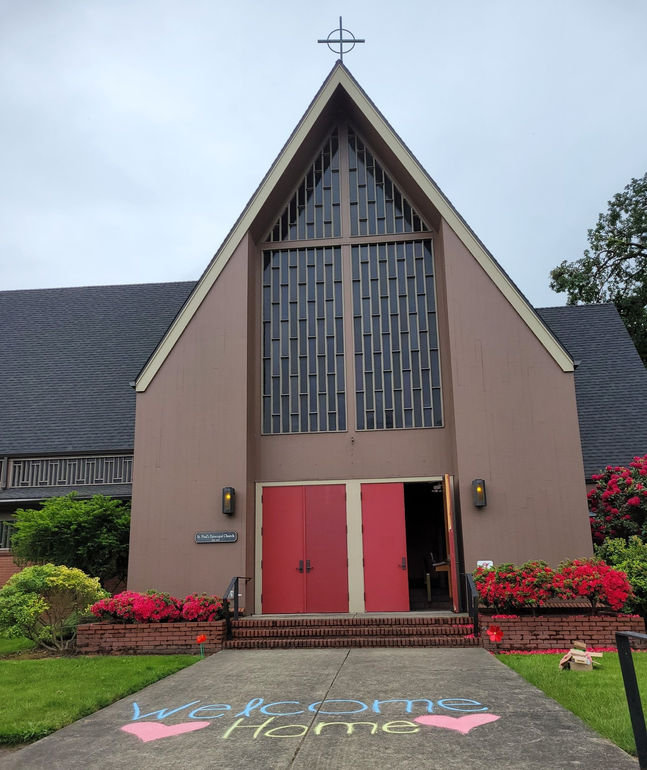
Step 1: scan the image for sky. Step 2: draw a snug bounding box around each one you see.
[1,0,646,308]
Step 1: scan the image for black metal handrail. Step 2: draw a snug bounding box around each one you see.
[223,576,252,641]
[617,631,647,767]
[464,572,479,638]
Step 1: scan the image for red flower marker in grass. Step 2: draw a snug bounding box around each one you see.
[487,625,504,644]
[196,634,207,658]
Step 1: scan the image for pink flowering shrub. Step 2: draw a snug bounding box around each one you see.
[180,593,224,622]
[588,455,647,544]
[91,590,225,623]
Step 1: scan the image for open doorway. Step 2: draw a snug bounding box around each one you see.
[404,481,451,610]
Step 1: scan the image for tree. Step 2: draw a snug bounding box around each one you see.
[550,172,647,364]
[10,494,131,589]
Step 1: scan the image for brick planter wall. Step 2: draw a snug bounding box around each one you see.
[0,552,21,588]
[480,613,647,651]
[76,620,226,654]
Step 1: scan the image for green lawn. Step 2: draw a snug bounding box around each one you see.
[0,655,198,744]
[497,652,647,755]
[0,636,36,656]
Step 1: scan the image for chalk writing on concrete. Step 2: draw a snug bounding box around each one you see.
[131,696,489,721]
[120,694,501,742]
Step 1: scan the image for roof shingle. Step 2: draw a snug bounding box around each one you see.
[0,281,195,455]
[537,303,647,479]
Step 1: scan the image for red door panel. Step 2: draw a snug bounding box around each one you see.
[262,486,305,613]
[361,483,409,612]
[305,485,348,612]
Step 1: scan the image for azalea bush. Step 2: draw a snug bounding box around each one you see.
[597,536,647,616]
[181,593,224,622]
[90,591,224,623]
[474,559,632,613]
[474,561,558,611]
[0,564,108,650]
[555,559,632,611]
[588,455,647,544]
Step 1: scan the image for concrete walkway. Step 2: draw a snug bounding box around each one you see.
[1,648,638,769]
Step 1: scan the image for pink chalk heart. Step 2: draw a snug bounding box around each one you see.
[414,714,500,734]
[121,721,210,743]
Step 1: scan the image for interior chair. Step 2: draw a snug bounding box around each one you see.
[423,551,452,601]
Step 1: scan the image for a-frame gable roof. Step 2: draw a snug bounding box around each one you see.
[136,63,573,391]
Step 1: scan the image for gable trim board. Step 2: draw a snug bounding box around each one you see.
[135,64,573,393]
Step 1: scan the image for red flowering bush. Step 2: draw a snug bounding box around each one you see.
[555,558,632,611]
[181,593,224,622]
[90,590,224,623]
[588,455,647,544]
[474,561,557,612]
[91,590,181,623]
[474,559,632,613]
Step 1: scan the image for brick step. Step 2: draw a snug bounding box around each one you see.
[232,616,470,629]
[223,636,480,650]
[231,624,473,640]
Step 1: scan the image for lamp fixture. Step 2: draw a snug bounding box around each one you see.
[222,487,235,515]
[472,479,487,508]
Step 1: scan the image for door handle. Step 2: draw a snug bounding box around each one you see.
[306,560,312,573]
[401,557,407,570]
[298,560,304,573]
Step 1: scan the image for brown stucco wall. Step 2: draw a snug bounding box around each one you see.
[128,235,252,599]
[441,220,593,569]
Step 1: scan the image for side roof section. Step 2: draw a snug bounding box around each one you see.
[136,62,573,391]
[0,281,195,455]
[538,303,647,479]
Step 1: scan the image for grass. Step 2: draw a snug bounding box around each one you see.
[0,636,36,656]
[497,652,647,755]
[0,654,198,744]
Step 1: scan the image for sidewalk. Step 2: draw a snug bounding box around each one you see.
[1,648,638,769]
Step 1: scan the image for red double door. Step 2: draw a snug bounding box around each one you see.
[262,478,459,614]
[262,485,349,613]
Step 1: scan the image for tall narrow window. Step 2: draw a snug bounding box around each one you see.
[266,129,341,242]
[352,240,442,430]
[348,128,430,237]
[262,247,346,433]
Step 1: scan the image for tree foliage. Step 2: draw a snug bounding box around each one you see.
[0,564,108,650]
[550,172,647,363]
[11,494,131,588]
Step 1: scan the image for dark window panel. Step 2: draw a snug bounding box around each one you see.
[262,247,345,434]
[266,129,341,242]
[351,239,442,430]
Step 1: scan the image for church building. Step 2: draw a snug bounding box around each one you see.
[125,63,597,614]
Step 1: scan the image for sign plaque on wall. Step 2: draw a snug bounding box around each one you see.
[195,531,238,544]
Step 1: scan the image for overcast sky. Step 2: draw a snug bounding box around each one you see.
[1,0,646,307]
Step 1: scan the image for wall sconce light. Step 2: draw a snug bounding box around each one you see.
[472,479,487,508]
[222,487,235,515]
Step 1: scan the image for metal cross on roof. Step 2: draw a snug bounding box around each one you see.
[318,17,365,63]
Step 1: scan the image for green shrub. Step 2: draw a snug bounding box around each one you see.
[597,536,647,616]
[0,564,108,650]
[11,493,130,588]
